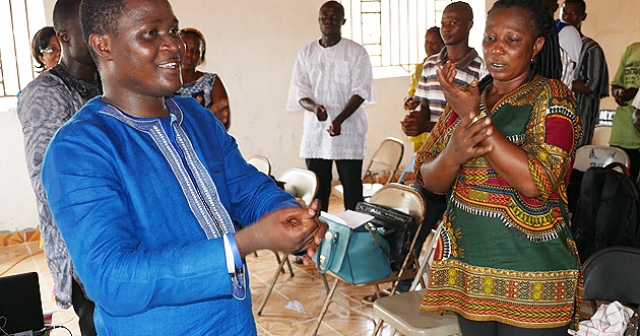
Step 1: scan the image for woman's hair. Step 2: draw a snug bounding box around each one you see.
[479,0,562,89]
[31,26,57,71]
[180,28,207,65]
[426,26,443,42]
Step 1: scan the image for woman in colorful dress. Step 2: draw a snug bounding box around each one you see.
[176,28,230,130]
[415,0,582,334]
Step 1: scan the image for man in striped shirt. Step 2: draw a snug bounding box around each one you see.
[379,1,485,299]
[561,0,609,146]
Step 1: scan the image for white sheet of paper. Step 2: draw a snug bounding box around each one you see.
[320,210,374,229]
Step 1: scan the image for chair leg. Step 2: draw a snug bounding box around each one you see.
[274,251,285,274]
[321,273,329,293]
[310,277,340,336]
[284,255,294,277]
[256,253,290,316]
[372,319,384,336]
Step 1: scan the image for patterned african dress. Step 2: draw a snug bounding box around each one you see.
[415,77,583,330]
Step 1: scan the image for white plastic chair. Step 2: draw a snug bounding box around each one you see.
[247,155,271,175]
[590,125,612,147]
[573,145,630,173]
[334,137,404,198]
[256,167,328,315]
[371,222,461,335]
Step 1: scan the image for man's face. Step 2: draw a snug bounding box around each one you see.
[561,2,586,29]
[60,3,95,66]
[107,0,184,98]
[318,3,345,37]
[440,6,471,46]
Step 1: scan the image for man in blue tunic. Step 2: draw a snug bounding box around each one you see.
[41,0,325,334]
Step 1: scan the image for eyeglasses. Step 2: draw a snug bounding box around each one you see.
[40,48,60,54]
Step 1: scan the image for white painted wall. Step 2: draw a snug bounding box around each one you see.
[1,0,637,232]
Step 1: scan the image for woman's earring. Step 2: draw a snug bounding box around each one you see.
[531,56,536,64]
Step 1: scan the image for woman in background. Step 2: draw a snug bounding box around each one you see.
[416,0,582,334]
[176,28,230,130]
[31,26,60,71]
[403,26,445,152]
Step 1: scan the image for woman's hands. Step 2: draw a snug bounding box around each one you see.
[444,113,494,167]
[436,61,481,119]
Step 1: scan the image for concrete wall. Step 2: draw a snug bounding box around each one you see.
[0,0,638,232]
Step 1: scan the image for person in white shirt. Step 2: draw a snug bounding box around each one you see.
[287,0,375,212]
[541,0,581,88]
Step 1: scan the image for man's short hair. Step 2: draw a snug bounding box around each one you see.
[320,1,345,17]
[80,0,126,44]
[446,1,474,21]
[52,0,81,32]
[564,0,586,12]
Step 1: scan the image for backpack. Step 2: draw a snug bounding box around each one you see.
[571,162,640,262]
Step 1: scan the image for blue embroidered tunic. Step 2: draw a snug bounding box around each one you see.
[42,96,298,335]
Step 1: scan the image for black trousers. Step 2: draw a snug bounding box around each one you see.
[456,314,569,336]
[306,159,363,211]
[71,277,97,336]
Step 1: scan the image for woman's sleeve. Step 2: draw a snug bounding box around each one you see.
[414,106,456,189]
[524,80,581,201]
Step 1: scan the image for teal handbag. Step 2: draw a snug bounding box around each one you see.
[312,215,392,285]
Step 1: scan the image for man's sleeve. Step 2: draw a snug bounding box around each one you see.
[16,82,73,206]
[349,47,375,104]
[287,49,312,111]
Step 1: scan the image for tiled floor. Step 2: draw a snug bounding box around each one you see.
[0,192,400,335]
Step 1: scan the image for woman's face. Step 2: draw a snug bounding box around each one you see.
[181,33,203,72]
[39,35,61,69]
[482,7,544,85]
[424,32,444,57]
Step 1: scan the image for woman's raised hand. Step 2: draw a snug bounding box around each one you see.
[436,61,480,120]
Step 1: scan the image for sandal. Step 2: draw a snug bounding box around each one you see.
[361,292,388,305]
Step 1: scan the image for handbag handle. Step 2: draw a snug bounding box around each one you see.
[317,231,338,274]
[369,225,394,261]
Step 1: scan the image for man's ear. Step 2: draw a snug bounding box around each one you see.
[57,30,70,46]
[583,12,587,22]
[341,18,347,26]
[89,33,112,62]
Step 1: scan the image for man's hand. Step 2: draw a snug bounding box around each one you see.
[314,105,328,121]
[403,97,420,111]
[235,201,324,258]
[400,111,433,136]
[328,119,342,136]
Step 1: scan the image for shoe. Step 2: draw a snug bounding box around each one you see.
[361,292,388,306]
[292,256,304,265]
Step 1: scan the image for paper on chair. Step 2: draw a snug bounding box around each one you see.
[320,210,374,229]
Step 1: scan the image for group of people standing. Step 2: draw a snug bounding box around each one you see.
[12,0,638,335]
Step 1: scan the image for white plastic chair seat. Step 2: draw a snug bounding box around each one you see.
[373,290,461,336]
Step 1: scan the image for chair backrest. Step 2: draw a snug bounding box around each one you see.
[582,246,640,306]
[247,155,271,175]
[573,145,630,172]
[397,153,416,185]
[364,137,404,185]
[369,183,426,226]
[591,125,612,146]
[278,167,319,206]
